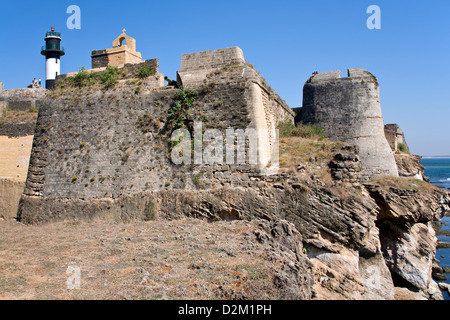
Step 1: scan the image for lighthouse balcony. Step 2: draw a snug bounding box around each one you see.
[45,31,62,38]
[41,45,65,56]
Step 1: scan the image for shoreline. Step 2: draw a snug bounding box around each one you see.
[422,156,450,159]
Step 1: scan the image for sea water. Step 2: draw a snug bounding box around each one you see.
[422,157,450,300]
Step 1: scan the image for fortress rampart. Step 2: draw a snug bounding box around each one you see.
[18,46,295,223]
[14,51,403,224]
[178,47,294,170]
[299,69,398,178]
[180,47,245,72]
[0,88,46,114]
[384,123,410,153]
[0,87,45,220]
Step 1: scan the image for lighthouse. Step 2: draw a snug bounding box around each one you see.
[40,26,65,89]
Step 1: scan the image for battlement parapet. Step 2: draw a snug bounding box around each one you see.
[301,68,398,178]
[180,47,245,72]
[0,88,47,112]
[310,69,378,84]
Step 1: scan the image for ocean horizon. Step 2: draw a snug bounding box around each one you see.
[422,156,450,159]
[422,157,450,191]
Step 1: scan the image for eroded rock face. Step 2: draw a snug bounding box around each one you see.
[394,154,425,181]
[251,219,314,299]
[378,221,436,290]
[359,250,395,300]
[366,185,446,223]
[366,184,450,293]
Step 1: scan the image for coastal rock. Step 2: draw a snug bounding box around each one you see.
[366,184,443,223]
[432,273,447,281]
[378,222,436,290]
[438,282,450,292]
[359,249,395,300]
[432,263,444,275]
[252,219,313,299]
[307,243,365,300]
[394,287,427,300]
[437,241,450,249]
[394,153,425,181]
[426,280,444,300]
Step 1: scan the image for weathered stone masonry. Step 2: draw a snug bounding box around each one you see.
[19,46,296,224]
[178,47,294,169]
[0,87,46,220]
[299,69,399,178]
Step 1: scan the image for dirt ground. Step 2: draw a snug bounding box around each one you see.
[0,217,285,300]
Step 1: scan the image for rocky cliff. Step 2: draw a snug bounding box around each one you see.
[17,127,450,299]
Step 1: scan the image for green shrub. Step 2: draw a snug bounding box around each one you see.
[137,65,155,78]
[397,143,408,153]
[278,120,325,140]
[72,67,95,88]
[174,87,197,108]
[278,120,296,138]
[99,66,120,89]
[166,87,197,130]
[291,124,326,140]
[29,106,38,113]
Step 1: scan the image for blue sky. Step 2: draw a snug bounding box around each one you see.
[0,0,449,156]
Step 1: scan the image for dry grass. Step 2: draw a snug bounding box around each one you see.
[368,175,439,192]
[0,109,38,125]
[279,136,342,182]
[0,218,286,300]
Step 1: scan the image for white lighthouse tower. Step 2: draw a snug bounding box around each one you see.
[40,26,65,89]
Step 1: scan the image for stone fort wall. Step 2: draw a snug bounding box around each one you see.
[0,88,46,220]
[180,47,246,72]
[19,47,296,223]
[0,88,46,113]
[178,47,294,169]
[384,123,410,153]
[299,69,398,178]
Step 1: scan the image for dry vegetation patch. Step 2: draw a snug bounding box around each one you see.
[0,218,290,300]
[368,175,439,192]
[0,108,38,125]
